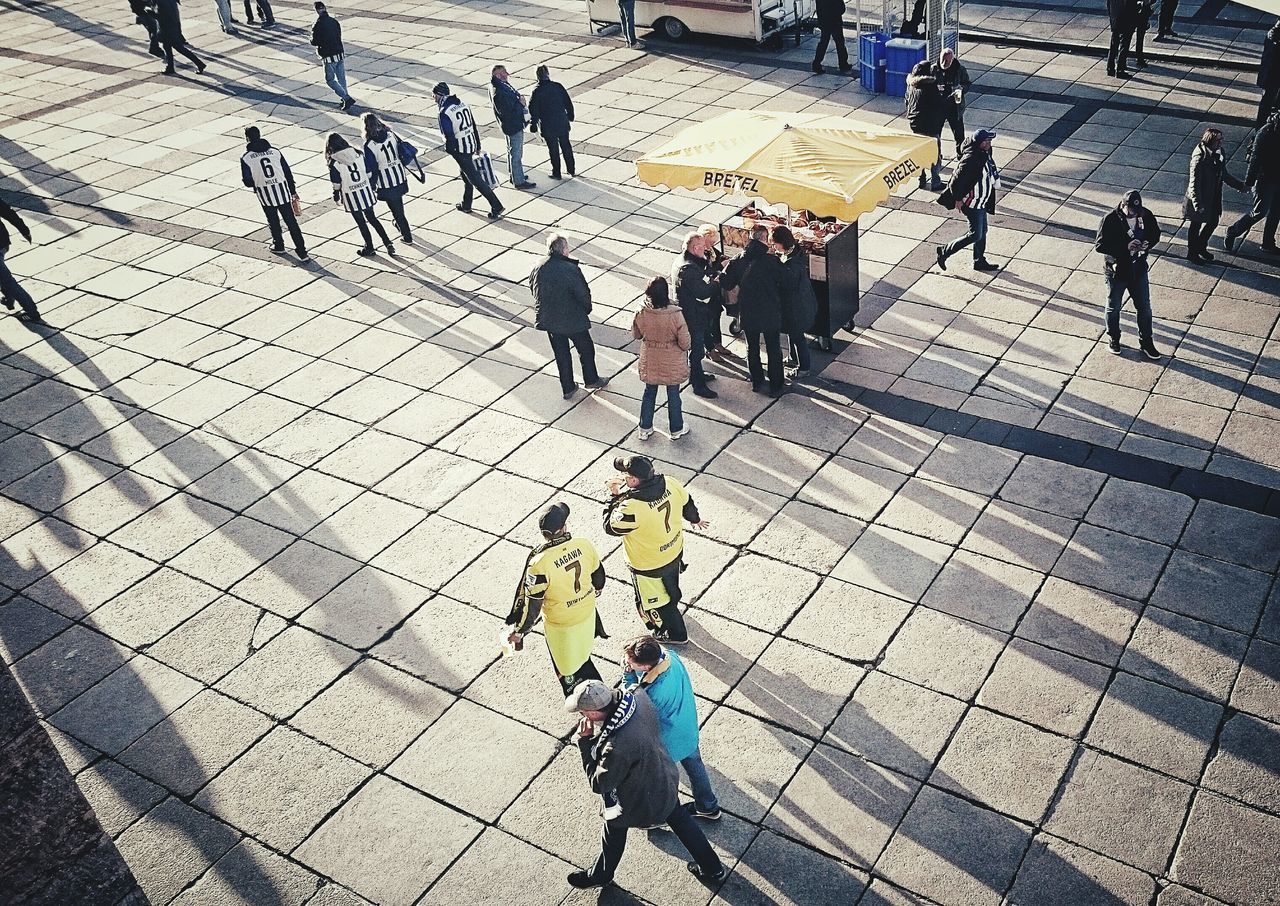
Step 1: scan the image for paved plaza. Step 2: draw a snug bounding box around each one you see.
[3,0,1280,904]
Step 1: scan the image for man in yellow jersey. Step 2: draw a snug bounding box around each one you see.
[603,456,709,645]
[506,502,607,695]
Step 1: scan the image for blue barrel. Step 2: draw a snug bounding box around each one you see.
[859,32,887,93]
[885,37,927,98]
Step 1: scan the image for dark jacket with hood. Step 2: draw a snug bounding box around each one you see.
[722,239,785,334]
[0,199,32,252]
[1184,141,1244,219]
[529,79,574,136]
[490,77,526,136]
[577,689,678,829]
[939,137,997,213]
[1246,114,1279,188]
[672,251,714,329]
[604,473,701,534]
[815,0,845,27]
[310,10,343,58]
[905,72,947,137]
[1096,204,1161,280]
[780,249,818,336]
[156,0,186,43]
[529,252,592,335]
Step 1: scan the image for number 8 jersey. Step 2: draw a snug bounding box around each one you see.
[327,146,377,212]
[606,477,691,570]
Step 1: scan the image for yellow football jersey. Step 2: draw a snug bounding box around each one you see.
[608,477,689,571]
[525,537,601,629]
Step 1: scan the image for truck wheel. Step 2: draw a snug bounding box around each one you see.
[658,16,688,41]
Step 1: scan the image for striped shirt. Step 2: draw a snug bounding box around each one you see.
[322,52,344,64]
[438,97,480,155]
[328,148,376,212]
[240,148,294,208]
[364,131,408,192]
[966,153,1001,210]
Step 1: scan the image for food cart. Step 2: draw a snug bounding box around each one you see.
[635,110,937,351]
[585,0,814,45]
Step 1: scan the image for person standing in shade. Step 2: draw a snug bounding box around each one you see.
[530,233,607,400]
[1154,0,1179,39]
[325,133,393,258]
[1184,127,1244,264]
[563,680,727,890]
[773,226,817,380]
[1106,0,1140,77]
[723,224,787,397]
[490,65,535,190]
[671,232,719,400]
[1096,189,1162,361]
[1257,20,1280,125]
[934,48,972,154]
[936,128,1001,273]
[1225,110,1279,255]
[632,276,691,441]
[312,3,353,111]
[0,199,41,324]
[698,224,735,362]
[621,636,722,820]
[362,113,412,245]
[604,455,709,646]
[156,0,206,76]
[130,0,164,59]
[240,126,308,262]
[812,0,851,75]
[1131,0,1153,67]
[506,503,608,697]
[618,0,643,48]
[905,60,946,192]
[434,82,504,220]
[529,65,576,180]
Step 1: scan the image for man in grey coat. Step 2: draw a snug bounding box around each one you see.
[564,680,727,889]
[530,233,608,400]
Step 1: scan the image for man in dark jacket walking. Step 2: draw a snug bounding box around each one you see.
[491,65,535,190]
[311,3,353,110]
[934,48,972,153]
[530,234,607,400]
[1096,190,1162,360]
[671,233,719,400]
[1258,20,1280,125]
[0,199,41,323]
[906,61,946,191]
[723,225,787,396]
[1106,0,1140,77]
[812,0,852,75]
[936,129,1001,272]
[240,126,308,262]
[1225,110,1280,255]
[156,0,205,76]
[529,65,576,180]
[129,0,164,58]
[564,680,726,889]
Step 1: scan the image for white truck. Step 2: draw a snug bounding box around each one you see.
[586,0,815,46]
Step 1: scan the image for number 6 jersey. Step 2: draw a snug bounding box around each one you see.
[240,144,295,207]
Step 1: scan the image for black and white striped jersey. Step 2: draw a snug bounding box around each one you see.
[439,98,481,155]
[241,148,293,207]
[364,132,408,191]
[328,147,376,212]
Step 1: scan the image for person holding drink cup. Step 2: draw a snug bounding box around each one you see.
[1095,189,1163,360]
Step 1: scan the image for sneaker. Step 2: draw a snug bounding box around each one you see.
[1108,338,1123,355]
[268,243,286,254]
[562,384,580,400]
[812,61,824,74]
[687,862,728,884]
[929,179,945,191]
[768,386,786,398]
[974,259,1000,272]
[16,311,45,325]
[549,172,562,180]
[585,378,609,390]
[670,426,689,440]
[356,246,375,258]
[385,243,395,256]
[693,807,722,820]
[653,629,689,646]
[1140,342,1162,361]
[936,246,948,271]
[637,427,654,440]
[838,63,854,74]
[751,382,767,394]
[692,386,718,399]
[455,203,472,213]
[567,872,610,890]
[487,207,504,220]
[296,253,311,263]
[196,62,206,74]
[340,97,354,111]
[401,234,412,244]
[703,372,717,382]
[515,181,537,189]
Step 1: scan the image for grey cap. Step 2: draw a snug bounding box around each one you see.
[564,679,615,713]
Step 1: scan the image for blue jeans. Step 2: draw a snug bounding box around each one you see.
[681,749,719,813]
[639,384,683,432]
[1105,258,1152,344]
[214,0,233,29]
[942,206,988,263]
[323,59,350,101]
[506,129,527,185]
[0,247,38,317]
[618,0,637,43]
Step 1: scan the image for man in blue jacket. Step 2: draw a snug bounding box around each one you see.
[621,635,721,820]
[491,65,535,190]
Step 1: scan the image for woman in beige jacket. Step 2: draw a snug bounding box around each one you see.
[633,276,692,440]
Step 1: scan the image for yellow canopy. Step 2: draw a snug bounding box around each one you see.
[635,110,941,222]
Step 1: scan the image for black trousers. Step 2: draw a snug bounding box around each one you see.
[163,40,204,71]
[548,330,600,394]
[544,133,576,177]
[1158,0,1177,33]
[589,804,723,883]
[350,207,391,250]
[263,203,306,254]
[813,23,849,68]
[747,329,784,391]
[382,193,411,241]
[1187,214,1218,257]
[943,105,965,151]
[634,556,688,641]
[448,150,502,213]
[1107,27,1134,72]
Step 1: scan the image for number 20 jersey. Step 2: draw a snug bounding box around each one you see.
[607,477,689,571]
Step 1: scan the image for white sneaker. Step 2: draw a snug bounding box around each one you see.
[637,427,654,440]
[670,427,689,440]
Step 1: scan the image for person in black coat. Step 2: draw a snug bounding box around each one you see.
[312,2,353,110]
[0,199,41,323]
[934,48,972,153]
[905,61,946,191]
[529,65,576,180]
[812,0,852,75]
[722,226,787,397]
[1106,0,1140,77]
[672,233,719,399]
[1154,0,1179,39]
[936,129,1001,272]
[773,226,818,379]
[156,0,205,75]
[1096,190,1162,360]
[1225,111,1280,255]
[1183,127,1244,264]
[1258,20,1280,126]
[129,0,163,58]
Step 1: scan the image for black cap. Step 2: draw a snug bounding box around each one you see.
[433,82,450,97]
[539,502,569,534]
[1122,189,1143,206]
[613,455,654,480]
